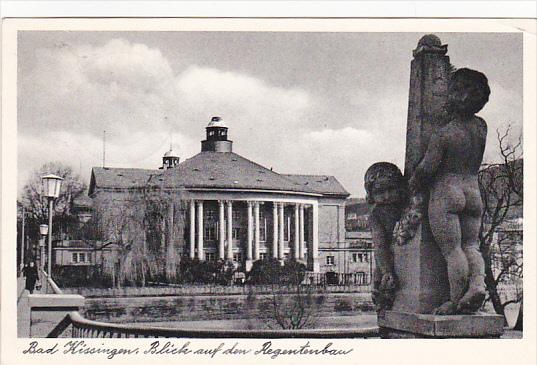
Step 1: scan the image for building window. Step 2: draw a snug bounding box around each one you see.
[232,227,241,240]
[72,253,78,263]
[79,253,86,263]
[232,209,241,220]
[260,253,267,260]
[326,256,335,265]
[209,130,215,136]
[205,226,216,241]
[284,216,290,241]
[233,252,243,263]
[352,253,369,263]
[259,218,267,241]
[206,252,216,262]
[206,209,216,221]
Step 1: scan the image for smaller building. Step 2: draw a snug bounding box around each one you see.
[53,240,94,266]
[491,218,523,283]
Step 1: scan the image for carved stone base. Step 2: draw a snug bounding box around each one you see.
[378,310,504,338]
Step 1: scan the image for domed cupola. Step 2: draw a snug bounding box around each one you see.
[161,146,180,169]
[201,116,233,152]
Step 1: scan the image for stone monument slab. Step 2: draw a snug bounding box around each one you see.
[378,310,504,338]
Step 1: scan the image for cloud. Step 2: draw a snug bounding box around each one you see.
[270,126,404,196]
[18,38,317,194]
[17,129,199,193]
[19,38,179,141]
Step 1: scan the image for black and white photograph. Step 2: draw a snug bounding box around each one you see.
[1,11,536,365]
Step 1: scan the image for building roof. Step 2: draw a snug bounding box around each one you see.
[90,151,349,198]
[281,174,350,196]
[89,167,157,195]
[149,151,337,196]
[72,195,93,209]
[163,149,179,158]
[54,240,95,249]
[207,116,227,128]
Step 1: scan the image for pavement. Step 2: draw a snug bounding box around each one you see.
[17,275,43,337]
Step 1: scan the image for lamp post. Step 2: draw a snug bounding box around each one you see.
[41,174,63,278]
[39,224,48,273]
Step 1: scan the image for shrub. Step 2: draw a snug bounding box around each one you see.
[177,257,235,285]
[52,265,112,288]
[247,258,306,285]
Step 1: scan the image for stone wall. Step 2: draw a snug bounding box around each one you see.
[63,284,371,298]
[81,292,374,324]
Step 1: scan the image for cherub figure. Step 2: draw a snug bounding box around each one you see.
[409,68,490,315]
[364,162,407,312]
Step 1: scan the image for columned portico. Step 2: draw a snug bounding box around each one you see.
[196,201,204,260]
[186,197,320,271]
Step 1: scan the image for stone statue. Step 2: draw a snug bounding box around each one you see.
[408,68,491,315]
[364,162,407,311]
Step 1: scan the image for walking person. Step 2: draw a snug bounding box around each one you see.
[23,261,39,294]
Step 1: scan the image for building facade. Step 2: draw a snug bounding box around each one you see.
[89,117,350,273]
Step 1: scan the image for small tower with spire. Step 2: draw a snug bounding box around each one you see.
[201,116,233,152]
[161,144,180,169]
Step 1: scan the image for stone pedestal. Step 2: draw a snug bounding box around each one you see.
[392,35,452,315]
[394,36,451,314]
[28,294,85,338]
[392,221,449,313]
[379,310,504,338]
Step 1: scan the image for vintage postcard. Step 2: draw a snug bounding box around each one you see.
[2,16,536,365]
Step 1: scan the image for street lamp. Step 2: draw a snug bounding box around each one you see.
[41,174,63,277]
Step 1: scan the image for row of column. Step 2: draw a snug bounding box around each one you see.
[189,200,316,263]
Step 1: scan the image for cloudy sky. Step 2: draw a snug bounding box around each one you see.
[18,31,522,197]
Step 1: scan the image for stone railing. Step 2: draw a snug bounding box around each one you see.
[48,311,380,338]
[40,270,64,294]
[28,271,85,337]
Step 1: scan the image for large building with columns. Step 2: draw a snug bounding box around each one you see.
[89,117,350,273]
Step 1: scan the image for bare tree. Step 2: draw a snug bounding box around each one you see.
[479,126,523,323]
[267,281,325,330]
[19,162,87,241]
[20,162,86,218]
[252,261,325,330]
